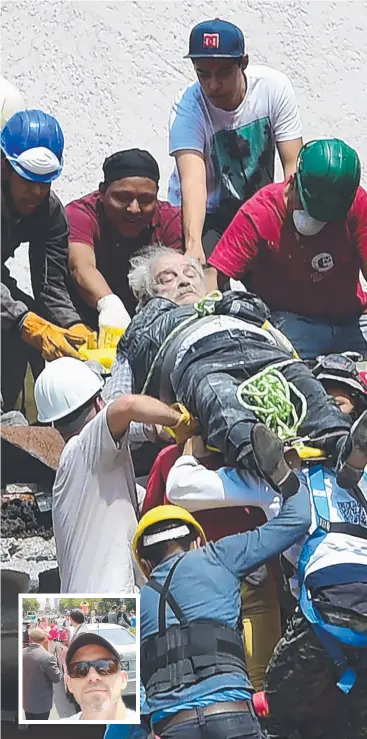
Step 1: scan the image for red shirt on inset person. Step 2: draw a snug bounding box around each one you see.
[66,190,183,318]
[208,181,367,319]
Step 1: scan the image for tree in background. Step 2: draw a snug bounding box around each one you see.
[22,598,40,617]
[58,598,86,613]
[123,598,136,613]
[58,597,135,615]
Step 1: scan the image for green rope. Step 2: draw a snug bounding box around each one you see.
[237,360,308,441]
[141,291,223,394]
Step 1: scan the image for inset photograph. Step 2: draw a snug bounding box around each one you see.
[19,594,139,724]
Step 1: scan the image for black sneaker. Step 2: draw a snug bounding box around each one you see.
[251,423,300,498]
[336,409,367,489]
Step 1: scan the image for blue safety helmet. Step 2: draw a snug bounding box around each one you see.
[1,109,64,183]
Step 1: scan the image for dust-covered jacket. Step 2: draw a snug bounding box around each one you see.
[1,189,81,330]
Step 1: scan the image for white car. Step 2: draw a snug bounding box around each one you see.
[56,622,137,697]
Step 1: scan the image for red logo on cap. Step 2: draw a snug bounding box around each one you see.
[203,33,220,49]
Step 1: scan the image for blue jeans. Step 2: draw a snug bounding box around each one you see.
[271,311,367,360]
[156,707,265,739]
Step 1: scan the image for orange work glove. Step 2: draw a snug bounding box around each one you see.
[21,312,86,361]
[67,322,95,344]
[165,402,200,445]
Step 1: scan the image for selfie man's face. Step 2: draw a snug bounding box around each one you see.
[66,644,127,714]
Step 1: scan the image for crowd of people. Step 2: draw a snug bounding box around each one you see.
[24,605,136,643]
[2,14,367,739]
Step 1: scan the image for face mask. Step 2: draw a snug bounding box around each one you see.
[293,209,327,236]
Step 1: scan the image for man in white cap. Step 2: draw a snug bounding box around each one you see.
[34,357,198,593]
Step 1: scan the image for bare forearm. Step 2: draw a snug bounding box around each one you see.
[127,394,180,427]
[107,394,180,440]
[71,263,112,307]
[204,266,218,292]
[182,178,207,251]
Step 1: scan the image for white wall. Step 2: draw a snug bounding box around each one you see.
[2,0,367,288]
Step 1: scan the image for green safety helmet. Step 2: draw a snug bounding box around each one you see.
[296,138,361,222]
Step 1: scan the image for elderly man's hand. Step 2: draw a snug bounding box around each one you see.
[165,403,200,444]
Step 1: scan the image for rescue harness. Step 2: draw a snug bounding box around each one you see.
[141,555,247,698]
[141,291,307,442]
[299,465,367,694]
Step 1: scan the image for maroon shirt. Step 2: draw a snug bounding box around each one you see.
[66,190,183,318]
[209,182,367,319]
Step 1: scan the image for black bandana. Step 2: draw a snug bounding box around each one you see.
[103,149,160,185]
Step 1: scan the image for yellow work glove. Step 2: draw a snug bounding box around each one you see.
[165,402,200,445]
[98,326,126,349]
[68,322,95,344]
[21,312,86,361]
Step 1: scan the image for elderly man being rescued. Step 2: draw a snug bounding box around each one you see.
[105,245,367,498]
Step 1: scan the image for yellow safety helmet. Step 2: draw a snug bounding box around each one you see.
[133,505,207,570]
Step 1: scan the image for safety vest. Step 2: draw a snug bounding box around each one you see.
[298,465,367,694]
[140,555,247,699]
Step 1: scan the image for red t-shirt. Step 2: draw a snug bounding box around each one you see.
[143,445,265,542]
[209,182,367,319]
[66,191,183,316]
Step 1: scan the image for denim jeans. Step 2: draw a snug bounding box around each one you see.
[157,706,265,739]
[172,331,351,469]
[271,311,367,361]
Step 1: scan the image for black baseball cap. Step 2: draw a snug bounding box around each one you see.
[185,18,245,59]
[66,632,121,666]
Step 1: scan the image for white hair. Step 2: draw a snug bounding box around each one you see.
[128,244,205,310]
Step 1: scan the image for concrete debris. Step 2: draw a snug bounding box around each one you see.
[0,425,64,470]
[1,536,57,590]
[1,495,53,539]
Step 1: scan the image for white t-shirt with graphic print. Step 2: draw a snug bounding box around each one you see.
[168,65,302,212]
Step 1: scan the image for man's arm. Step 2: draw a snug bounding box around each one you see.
[175,150,207,264]
[107,394,182,442]
[210,473,311,579]
[44,653,62,684]
[277,138,303,178]
[68,240,112,307]
[32,195,83,328]
[166,453,279,516]
[1,281,29,331]
[271,70,303,179]
[103,358,161,444]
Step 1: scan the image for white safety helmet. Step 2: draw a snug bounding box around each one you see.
[34,357,104,424]
[1,77,25,129]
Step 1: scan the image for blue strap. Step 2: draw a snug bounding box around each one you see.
[298,466,366,694]
[309,465,330,521]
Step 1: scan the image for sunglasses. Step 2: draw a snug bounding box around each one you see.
[67,658,120,678]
